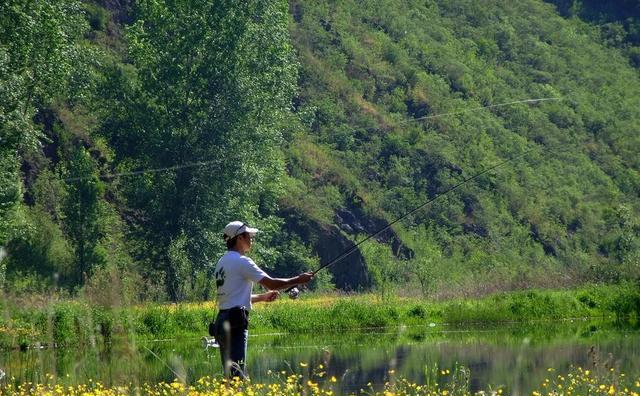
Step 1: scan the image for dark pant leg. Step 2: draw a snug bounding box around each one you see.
[214,311,249,378]
[229,327,248,376]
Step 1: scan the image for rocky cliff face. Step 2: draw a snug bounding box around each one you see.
[334,207,413,260]
[282,208,371,290]
[282,194,413,290]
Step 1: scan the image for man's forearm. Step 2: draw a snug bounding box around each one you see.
[251,294,263,303]
[259,276,299,291]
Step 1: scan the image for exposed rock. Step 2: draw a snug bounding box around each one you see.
[282,208,371,290]
[529,223,557,256]
[97,0,133,24]
[334,194,413,260]
[462,222,489,237]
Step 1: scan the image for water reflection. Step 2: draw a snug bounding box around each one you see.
[1,320,638,395]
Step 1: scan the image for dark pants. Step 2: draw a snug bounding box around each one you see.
[213,307,249,378]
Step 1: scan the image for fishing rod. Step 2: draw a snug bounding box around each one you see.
[53,96,564,299]
[395,98,562,123]
[281,97,565,298]
[285,144,544,298]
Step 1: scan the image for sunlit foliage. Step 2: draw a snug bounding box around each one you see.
[1,0,639,298]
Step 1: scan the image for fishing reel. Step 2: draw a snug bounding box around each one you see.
[288,287,300,300]
[201,336,219,349]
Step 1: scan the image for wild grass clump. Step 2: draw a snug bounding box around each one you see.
[129,303,215,339]
[137,306,175,337]
[253,295,398,332]
[437,284,640,324]
[91,307,114,343]
[0,301,98,349]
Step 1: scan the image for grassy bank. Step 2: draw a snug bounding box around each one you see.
[0,283,638,349]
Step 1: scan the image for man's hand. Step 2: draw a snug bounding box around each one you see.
[252,290,279,303]
[296,272,314,284]
[263,290,279,302]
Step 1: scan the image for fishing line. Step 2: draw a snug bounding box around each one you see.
[142,345,186,383]
[396,97,562,124]
[63,159,222,183]
[60,98,559,183]
[298,99,566,276]
[310,145,543,276]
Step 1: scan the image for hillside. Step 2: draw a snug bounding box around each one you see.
[281,0,640,294]
[0,0,638,300]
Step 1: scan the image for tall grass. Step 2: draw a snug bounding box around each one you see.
[0,283,637,349]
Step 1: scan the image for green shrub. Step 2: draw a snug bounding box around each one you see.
[408,304,426,318]
[52,304,75,346]
[173,306,206,333]
[608,283,640,321]
[140,307,176,337]
[92,307,114,343]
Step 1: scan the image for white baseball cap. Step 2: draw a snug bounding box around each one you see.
[223,221,259,240]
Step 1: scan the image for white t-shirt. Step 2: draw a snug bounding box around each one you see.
[214,251,268,310]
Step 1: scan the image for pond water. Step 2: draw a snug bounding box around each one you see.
[1,319,639,395]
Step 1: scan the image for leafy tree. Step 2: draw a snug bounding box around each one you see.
[405,228,443,297]
[360,241,400,301]
[98,0,297,300]
[62,145,107,285]
[0,0,86,285]
[599,205,640,280]
[0,154,21,247]
[4,205,74,290]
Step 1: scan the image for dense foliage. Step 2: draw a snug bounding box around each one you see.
[0,0,639,300]
[96,0,299,300]
[545,0,640,68]
[285,0,640,294]
[0,0,88,289]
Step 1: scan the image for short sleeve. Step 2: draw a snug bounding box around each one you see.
[239,257,268,283]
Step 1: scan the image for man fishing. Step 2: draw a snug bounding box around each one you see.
[212,221,314,378]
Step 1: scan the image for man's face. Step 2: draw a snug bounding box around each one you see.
[239,232,254,251]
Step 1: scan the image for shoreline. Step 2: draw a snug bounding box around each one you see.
[0,283,638,350]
